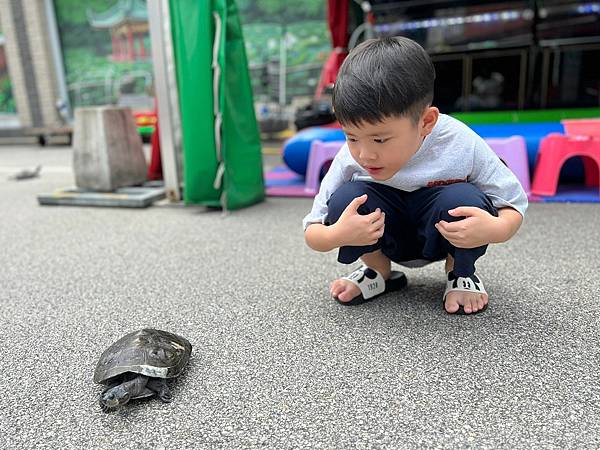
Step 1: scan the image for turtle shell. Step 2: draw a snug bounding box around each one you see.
[94,328,192,384]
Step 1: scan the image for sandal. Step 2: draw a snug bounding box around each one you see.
[334,265,407,306]
[443,271,488,315]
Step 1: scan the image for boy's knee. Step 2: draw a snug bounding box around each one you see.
[327,181,375,223]
[436,183,493,221]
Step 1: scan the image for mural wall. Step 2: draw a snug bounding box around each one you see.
[237,0,329,103]
[54,0,154,111]
[52,0,329,111]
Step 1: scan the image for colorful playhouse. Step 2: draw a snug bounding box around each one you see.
[266,110,600,204]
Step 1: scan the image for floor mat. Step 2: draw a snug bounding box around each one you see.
[530,184,600,203]
[265,166,313,198]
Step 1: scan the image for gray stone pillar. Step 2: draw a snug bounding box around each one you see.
[73,107,147,191]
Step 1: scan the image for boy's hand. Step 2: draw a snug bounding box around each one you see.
[332,194,385,247]
[435,207,498,248]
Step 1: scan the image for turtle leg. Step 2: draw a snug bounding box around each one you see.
[147,378,172,403]
[124,374,150,398]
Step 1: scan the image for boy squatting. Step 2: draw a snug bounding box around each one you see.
[303,37,528,315]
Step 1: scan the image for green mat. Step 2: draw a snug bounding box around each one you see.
[170,0,264,210]
[452,107,600,125]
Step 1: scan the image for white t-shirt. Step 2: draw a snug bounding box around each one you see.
[303,114,528,230]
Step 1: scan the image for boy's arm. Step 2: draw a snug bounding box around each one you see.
[305,194,385,252]
[435,131,528,249]
[435,205,522,249]
[304,223,342,252]
[493,207,523,242]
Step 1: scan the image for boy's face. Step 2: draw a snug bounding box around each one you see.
[342,107,439,181]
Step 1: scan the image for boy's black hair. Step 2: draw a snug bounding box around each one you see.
[332,36,435,126]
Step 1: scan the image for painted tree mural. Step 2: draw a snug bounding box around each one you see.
[54,0,153,108]
[237,0,329,103]
[53,0,328,108]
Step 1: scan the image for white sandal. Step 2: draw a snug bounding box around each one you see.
[443,271,488,315]
[334,265,407,306]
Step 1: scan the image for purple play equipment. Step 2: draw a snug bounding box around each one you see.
[484,136,531,195]
[304,140,345,195]
[282,127,346,176]
[303,136,532,196]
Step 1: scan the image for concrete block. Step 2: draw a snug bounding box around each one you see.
[73,107,147,191]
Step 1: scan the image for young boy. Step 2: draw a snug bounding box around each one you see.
[303,37,527,315]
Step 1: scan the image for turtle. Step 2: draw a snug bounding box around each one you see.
[94,328,192,412]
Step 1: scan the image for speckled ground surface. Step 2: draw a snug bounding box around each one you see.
[1,146,599,449]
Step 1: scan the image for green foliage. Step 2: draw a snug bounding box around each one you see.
[256,0,323,18]
[63,48,153,107]
[54,0,133,25]
[238,0,324,23]
[0,76,16,113]
[242,20,329,101]
[54,0,148,49]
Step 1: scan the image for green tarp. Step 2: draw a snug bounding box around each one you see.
[170,0,264,209]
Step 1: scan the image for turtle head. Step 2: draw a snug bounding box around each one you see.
[99,385,131,412]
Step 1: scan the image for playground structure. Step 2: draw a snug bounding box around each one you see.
[267,115,600,203]
[532,120,600,197]
[265,0,600,203]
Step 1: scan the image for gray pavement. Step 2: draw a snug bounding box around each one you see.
[1,145,600,449]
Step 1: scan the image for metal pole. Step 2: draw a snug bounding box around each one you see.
[44,0,71,122]
[518,50,527,110]
[462,55,472,112]
[147,0,182,202]
[360,1,374,39]
[540,49,549,108]
[279,27,287,107]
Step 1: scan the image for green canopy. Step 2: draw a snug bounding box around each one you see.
[170,0,264,210]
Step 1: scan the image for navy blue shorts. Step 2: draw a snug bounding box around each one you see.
[325,181,498,277]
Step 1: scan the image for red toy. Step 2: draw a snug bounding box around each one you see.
[532,133,600,197]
